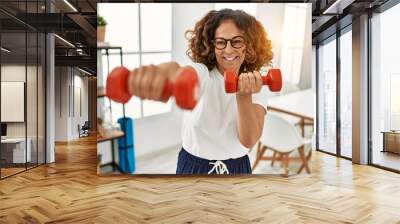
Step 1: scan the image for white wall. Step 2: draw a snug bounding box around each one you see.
[72,73,89,138]
[299,4,312,89]
[54,67,89,141]
[55,66,68,141]
[172,3,215,66]
[257,4,312,90]
[257,4,285,68]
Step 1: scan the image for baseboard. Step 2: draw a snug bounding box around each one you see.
[0,162,36,168]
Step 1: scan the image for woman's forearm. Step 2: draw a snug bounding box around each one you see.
[236,94,263,148]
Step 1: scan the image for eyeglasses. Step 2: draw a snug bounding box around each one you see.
[212,36,245,50]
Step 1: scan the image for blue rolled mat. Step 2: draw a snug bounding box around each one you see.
[117,117,135,173]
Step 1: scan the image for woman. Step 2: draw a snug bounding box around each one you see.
[127,9,273,174]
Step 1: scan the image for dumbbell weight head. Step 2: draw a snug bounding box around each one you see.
[224,70,238,93]
[263,69,282,92]
[106,66,199,110]
[172,67,199,110]
[106,66,131,104]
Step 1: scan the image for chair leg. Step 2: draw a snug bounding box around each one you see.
[300,118,305,137]
[252,146,267,170]
[282,154,289,177]
[297,146,311,174]
[271,151,277,167]
[307,149,312,160]
[250,141,261,154]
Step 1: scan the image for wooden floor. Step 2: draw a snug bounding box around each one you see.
[373,151,400,171]
[1,167,26,178]
[1,163,45,178]
[1,135,400,223]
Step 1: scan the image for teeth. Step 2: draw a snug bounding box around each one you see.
[224,56,236,61]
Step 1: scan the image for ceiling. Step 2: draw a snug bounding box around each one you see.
[0,0,97,74]
[310,0,390,43]
[0,0,395,74]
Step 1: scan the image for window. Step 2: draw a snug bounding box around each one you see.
[98,3,172,119]
[339,28,352,158]
[280,4,307,85]
[371,2,400,171]
[100,4,139,52]
[390,74,400,130]
[0,1,46,179]
[317,37,337,155]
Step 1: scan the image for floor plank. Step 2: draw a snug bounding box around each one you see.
[1,135,400,223]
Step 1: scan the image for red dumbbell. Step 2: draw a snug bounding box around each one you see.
[224,69,282,93]
[106,66,199,110]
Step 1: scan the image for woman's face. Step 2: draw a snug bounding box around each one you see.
[214,20,246,75]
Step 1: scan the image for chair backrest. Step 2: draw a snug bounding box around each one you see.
[260,112,305,152]
[82,121,90,129]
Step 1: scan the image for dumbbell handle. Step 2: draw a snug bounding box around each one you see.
[106,66,131,104]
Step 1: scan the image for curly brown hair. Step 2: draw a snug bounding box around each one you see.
[185,9,273,73]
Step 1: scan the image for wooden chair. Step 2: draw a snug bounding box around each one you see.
[252,113,312,177]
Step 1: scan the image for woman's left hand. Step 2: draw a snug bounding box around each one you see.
[237,71,263,95]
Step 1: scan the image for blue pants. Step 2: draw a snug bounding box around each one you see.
[176,148,252,174]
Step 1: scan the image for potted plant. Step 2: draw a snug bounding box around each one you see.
[97,16,107,43]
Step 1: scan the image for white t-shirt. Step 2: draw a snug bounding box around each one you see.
[181,63,268,160]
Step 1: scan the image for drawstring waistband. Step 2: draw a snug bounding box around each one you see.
[176,148,252,174]
[208,160,230,174]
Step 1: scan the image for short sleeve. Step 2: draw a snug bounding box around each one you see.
[252,87,268,113]
[189,63,210,97]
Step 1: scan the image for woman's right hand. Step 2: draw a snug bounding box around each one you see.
[127,62,179,102]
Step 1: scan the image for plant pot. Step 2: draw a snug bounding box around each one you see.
[97,26,106,43]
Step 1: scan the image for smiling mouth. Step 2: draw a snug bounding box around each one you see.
[223,56,239,62]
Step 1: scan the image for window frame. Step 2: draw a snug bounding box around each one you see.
[100,3,173,119]
[315,24,353,161]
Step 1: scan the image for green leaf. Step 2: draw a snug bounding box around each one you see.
[97,16,107,26]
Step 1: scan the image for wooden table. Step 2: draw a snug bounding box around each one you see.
[97,130,124,143]
[97,130,125,174]
[381,131,400,154]
[267,89,314,136]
